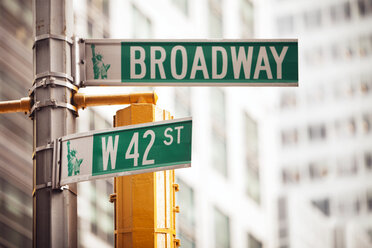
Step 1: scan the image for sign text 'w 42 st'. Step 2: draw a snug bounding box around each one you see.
[59,118,192,184]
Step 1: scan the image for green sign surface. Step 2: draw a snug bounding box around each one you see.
[60,118,192,184]
[83,39,298,86]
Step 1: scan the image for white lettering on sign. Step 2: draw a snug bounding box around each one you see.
[175,126,184,144]
[190,46,209,79]
[126,132,139,166]
[131,47,146,79]
[254,47,273,79]
[151,46,166,79]
[127,45,289,80]
[164,127,173,146]
[102,135,119,170]
[231,46,253,79]
[212,46,227,79]
[171,46,188,80]
[270,46,288,79]
[142,130,155,165]
[163,126,184,145]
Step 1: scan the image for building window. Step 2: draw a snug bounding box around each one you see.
[209,0,223,38]
[280,91,297,109]
[248,233,262,248]
[362,114,371,133]
[337,156,358,176]
[304,8,322,29]
[276,16,294,35]
[312,198,330,216]
[367,189,372,212]
[281,129,298,147]
[211,88,227,177]
[87,20,93,38]
[172,0,189,16]
[244,113,260,204]
[334,118,357,138]
[365,152,372,170]
[282,166,300,185]
[132,5,152,38]
[241,0,254,38]
[330,2,351,23]
[174,88,192,118]
[308,124,327,141]
[308,161,328,180]
[278,196,287,222]
[214,207,230,248]
[176,179,195,247]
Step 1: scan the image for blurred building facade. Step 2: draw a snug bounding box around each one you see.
[256,0,372,247]
[0,0,33,247]
[1,0,371,248]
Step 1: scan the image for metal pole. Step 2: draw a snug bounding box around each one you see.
[33,0,77,247]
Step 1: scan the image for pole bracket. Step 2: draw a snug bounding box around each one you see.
[34,71,74,83]
[33,34,73,47]
[29,77,78,96]
[29,99,77,117]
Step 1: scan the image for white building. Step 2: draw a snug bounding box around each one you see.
[72,0,372,247]
[255,0,372,247]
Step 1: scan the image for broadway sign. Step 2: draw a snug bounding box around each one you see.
[80,39,298,86]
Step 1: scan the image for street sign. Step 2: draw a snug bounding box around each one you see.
[80,39,298,87]
[59,118,192,184]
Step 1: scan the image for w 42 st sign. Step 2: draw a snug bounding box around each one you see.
[58,118,192,185]
[80,39,298,87]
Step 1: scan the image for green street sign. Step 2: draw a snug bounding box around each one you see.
[59,118,192,184]
[81,39,298,86]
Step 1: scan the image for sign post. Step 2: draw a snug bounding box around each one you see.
[59,118,192,185]
[80,39,298,87]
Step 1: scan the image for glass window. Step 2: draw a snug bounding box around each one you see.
[308,124,327,141]
[248,233,263,248]
[365,152,372,170]
[280,91,297,109]
[214,207,230,248]
[367,189,372,212]
[281,167,300,185]
[304,9,322,29]
[132,5,152,38]
[358,0,367,16]
[308,161,328,180]
[276,16,294,35]
[244,113,260,203]
[211,88,227,177]
[278,196,287,221]
[337,156,358,176]
[330,2,351,23]
[241,0,254,38]
[209,0,223,38]
[87,20,93,38]
[172,0,189,16]
[312,198,330,216]
[281,129,298,146]
[176,179,196,247]
[177,179,195,228]
[174,88,192,118]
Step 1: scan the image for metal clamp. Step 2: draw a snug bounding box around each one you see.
[52,138,61,189]
[29,77,78,96]
[34,71,74,83]
[29,99,77,116]
[35,142,54,153]
[34,34,73,46]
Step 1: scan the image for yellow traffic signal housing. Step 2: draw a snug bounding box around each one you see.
[112,103,180,248]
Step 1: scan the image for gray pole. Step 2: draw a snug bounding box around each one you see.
[33,0,77,247]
